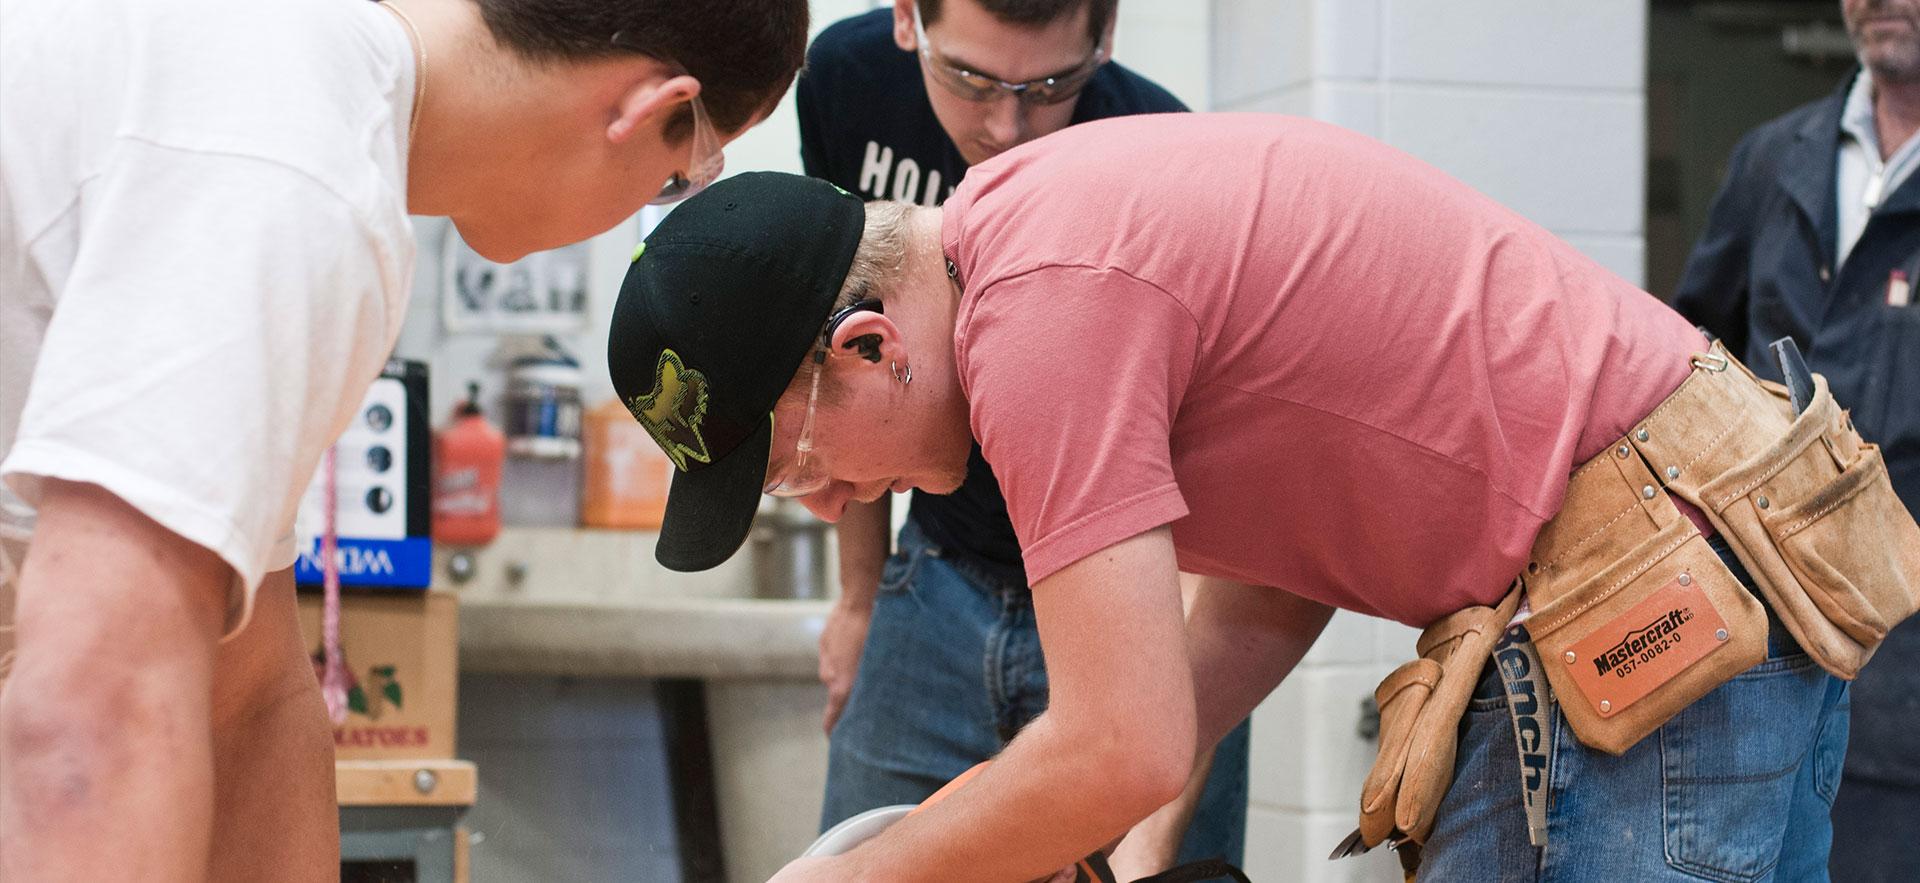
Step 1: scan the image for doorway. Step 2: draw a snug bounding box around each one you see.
[1646,0,1852,299]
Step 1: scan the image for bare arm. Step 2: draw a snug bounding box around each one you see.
[1106,573,1226,878]
[783,527,1196,882]
[1,479,234,881]
[1107,578,1330,879]
[1106,741,1218,879]
[1185,575,1333,752]
[819,495,893,733]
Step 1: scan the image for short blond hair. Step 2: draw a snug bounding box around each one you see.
[781,200,918,405]
[833,199,915,310]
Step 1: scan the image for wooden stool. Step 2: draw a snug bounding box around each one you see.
[337,759,476,883]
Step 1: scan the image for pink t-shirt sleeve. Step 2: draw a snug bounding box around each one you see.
[956,265,1200,585]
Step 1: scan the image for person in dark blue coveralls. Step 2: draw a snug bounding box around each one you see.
[1672,2,1920,878]
[796,1,1250,876]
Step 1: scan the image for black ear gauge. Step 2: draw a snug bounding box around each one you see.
[822,297,888,362]
[843,333,884,363]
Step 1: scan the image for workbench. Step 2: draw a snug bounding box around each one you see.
[337,758,476,883]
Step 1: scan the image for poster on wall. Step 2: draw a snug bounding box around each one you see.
[441,233,591,335]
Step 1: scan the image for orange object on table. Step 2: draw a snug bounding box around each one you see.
[580,397,673,529]
[432,382,505,546]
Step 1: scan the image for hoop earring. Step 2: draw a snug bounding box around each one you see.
[891,361,912,385]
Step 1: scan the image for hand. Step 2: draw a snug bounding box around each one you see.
[1105,831,1175,883]
[818,600,873,734]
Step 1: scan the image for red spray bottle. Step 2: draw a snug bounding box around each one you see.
[432,382,506,546]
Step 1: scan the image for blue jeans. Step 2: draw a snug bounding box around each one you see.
[820,521,1251,865]
[1420,538,1851,881]
[1827,617,1920,882]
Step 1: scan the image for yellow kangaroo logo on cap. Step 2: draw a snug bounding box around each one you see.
[627,349,712,471]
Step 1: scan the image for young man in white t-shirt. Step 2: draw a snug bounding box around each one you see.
[0,0,807,878]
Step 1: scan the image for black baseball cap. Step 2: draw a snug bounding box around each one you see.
[608,172,865,571]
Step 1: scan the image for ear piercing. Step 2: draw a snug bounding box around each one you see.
[891,361,913,385]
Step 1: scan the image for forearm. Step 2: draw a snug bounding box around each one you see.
[833,496,893,608]
[1,480,231,881]
[844,713,1188,882]
[1186,577,1332,750]
[1110,574,1231,875]
[1109,742,1217,876]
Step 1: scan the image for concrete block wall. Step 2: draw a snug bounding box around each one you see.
[1209,0,1649,286]
[1209,2,1649,880]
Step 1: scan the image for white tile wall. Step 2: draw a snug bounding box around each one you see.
[1300,609,1380,668]
[1114,9,1212,110]
[1248,664,1383,811]
[1210,0,1313,108]
[1222,82,1316,117]
[1383,88,1645,234]
[1311,84,1383,138]
[1374,620,1422,664]
[1243,805,1404,883]
[1311,0,1381,81]
[1383,0,1646,91]
[1210,2,1649,881]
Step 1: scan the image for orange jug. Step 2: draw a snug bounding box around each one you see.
[432,382,506,546]
[581,398,673,530]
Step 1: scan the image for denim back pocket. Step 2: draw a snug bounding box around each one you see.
[1661,653,1827,883]
[1812,688,1850,807]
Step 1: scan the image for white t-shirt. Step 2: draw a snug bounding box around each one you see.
[0,0,418,635]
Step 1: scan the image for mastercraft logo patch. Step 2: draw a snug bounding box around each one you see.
[1594,607,1694,678]
[1564,573,1731,718]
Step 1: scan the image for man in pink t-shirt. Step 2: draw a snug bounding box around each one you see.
[607,115,1850,880]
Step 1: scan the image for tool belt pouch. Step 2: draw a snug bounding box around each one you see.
[1671,358,1920,679]
[1355,589,1520,847]
[1526,514,1766,755]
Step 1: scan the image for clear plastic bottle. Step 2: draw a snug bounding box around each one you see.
[500,337,584,527]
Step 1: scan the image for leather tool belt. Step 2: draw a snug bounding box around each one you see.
[1338,341,1920,858]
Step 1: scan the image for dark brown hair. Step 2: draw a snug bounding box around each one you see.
[918,0,1115,44]
[472,0,810,139]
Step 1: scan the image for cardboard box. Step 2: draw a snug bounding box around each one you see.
[298,589,458,760]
